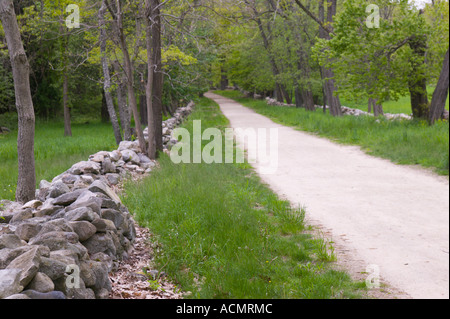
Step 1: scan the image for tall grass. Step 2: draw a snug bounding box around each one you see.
[0,121,117,200]
[121,97,364,299]
[215,91,449,176]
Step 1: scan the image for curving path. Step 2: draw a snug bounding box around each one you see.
[205,92,449,299]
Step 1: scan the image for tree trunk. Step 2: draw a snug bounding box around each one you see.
[0,0,36,203]
[145,0,156,160]
[60,17,72,137]
[114,0,147,153]
[151,0,163,152]
[429,48,449,125]
[63,73,72,136]
[99,2,122,145]
[113,60,132,141]
[408,35,429,119]
[318,0,342,117]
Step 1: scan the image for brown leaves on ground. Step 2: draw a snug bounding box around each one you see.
[109,225,183,300]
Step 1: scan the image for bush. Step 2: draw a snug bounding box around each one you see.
[0,112,18,131]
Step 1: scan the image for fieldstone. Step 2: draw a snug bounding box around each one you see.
[105,173,120,186]
[121,149,140,165]
[109,150,121,162]
[88,180,121,204]
[26,272,54,293]
[39,180,52,190]
[35,199,64,217]
[21,290,66,299]
[0,269,23,299]
[61,174,80,185]
[37,218,74,236]
[14,221,43,242]
[29,231,79,252]
[101,209,125,229]
[82,233,116,257]
[0,234,25,249]
[38,257,67,280]
[6,246,41,287]
[70,161,101,175]
[9,209,33,224]
[22,200,43,210]
[64,207,97,223]
[51,189,84,206]
[90,252,113,272]
[48,181,70,199]
[65,191,102,215]
[102,157,116,174]
[80,175,95,185]
[68,221,97,242]
[4,293,31,299]
[118,140,140,153]
[90,154,105,163]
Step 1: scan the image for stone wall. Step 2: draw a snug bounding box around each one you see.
[0,102,193,300]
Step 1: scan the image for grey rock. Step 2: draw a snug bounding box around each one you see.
[0,269,23,299]
[82,233,116,257]
[91,218,116,233]
[101,209,125,229]
[29,231,79,252]
[0,234,25,249]
[26,272,54,293]
[48,181,70,199]
[102,157,116,174]
[6,246,41,287]
[21,200,43,210]
[14,221,43,242]
[38,257,67,280]
[121,149,140,165]
[51,189,84,206]
[105,173,120,186]
[22,289,66,299]
[4,293,31,299]
[70,161,101,175]
[64,207,97,223]
[118,140,140,153]
[61,174,80,185]
[88,180,121,204]
[9,209,33,224]
[65,191,101,215]
[68,221,97,242]
[35,199,64,217]
[109,150,121,162]
[39,180,52,190]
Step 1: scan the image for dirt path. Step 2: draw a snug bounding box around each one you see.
[205,92,449,299]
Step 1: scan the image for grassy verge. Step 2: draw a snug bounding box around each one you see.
[340,87,449,115]
[215,90,449,176]
[0,121,117,200]
[121,97,365,299]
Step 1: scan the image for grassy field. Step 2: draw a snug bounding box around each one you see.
[340,87,450,115]
[121,97,365,299]
[215,90,449,176]
[0,121,117,201]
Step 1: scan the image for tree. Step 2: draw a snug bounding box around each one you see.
[106,0,147,154]
[0,0,36,203]
[145,0,156,159]
[429,48,449,125]
[99,0,122,145]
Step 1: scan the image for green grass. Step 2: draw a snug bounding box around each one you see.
[121,97,365,299]
[340,87,450,115]
[215,90,449,176]
[0,121,117,200]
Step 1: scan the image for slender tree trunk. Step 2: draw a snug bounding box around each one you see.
[408,35,429,119]
[113,60,132,141]
[63,73,72,136]
[151,0,163,152]
[145,0,156,159]
[60,18,72,137]
[114,0,147,153]
[429,49,449,125]
[99,2,122,145]
[319,0,342,117]
[0,0,36,203]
